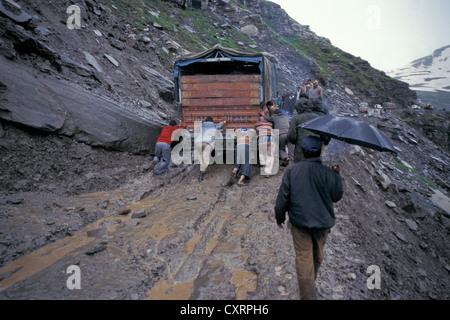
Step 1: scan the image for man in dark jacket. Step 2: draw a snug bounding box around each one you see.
[274,136,343,300]
[287,97,328,163]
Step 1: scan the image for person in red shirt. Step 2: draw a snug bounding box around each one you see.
[151,120,186,176]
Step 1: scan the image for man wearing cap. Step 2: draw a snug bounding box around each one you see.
[310,80,324,101]
[274,136,343,300]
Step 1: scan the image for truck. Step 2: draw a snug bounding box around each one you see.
[173,44,278,162]
[359,102,369,114]
[382,102,397,110]
[174,44,277,132]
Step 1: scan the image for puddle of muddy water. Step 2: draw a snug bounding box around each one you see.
[0,189,133,293]
[231,269,257,299]
[146,279,194,300]
[0,229,95,292]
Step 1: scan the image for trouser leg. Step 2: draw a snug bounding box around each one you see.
[312,228,330,279]
[288,142,295,162]
[291,225,330,300]
[279,134,288,160]
[153,142,163,163]
[154,143,171,174]
[236,145,251,178]
[200,143,212,172]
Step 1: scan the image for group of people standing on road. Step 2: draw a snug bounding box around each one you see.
[296,79,325,103]
[276,79,326,117]
[149,79,343,300]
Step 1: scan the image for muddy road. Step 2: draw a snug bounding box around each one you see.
[0,163,301,300]
[1,135,449,300]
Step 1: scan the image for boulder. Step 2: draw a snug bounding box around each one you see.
[83,51,103,73]
[377,169,393,190]
[344,87,354,96]
[0,0,33,27]
[240,25,259,37]
[0,56,163,154]
[141,66,175,102]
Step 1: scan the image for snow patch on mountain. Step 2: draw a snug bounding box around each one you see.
[388,45,450,93]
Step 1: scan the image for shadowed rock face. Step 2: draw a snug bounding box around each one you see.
[0,55,161,154]
[0,4,177,155]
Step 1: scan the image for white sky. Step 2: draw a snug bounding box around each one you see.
[269,0,450,72]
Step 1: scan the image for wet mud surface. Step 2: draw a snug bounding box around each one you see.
[1,163,299,300]
[0,124,449,300]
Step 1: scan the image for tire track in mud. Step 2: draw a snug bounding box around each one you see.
[146,166,256,299]
[0,157,364,300]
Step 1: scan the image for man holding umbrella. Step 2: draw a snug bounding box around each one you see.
[274,136,343,300]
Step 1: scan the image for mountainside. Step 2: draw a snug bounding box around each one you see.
[0,0,449,302]
[0,0,418,154]
[388,45,450,93]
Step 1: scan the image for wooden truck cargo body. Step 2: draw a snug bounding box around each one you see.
[181,74,261,130]
[174,45,277,132]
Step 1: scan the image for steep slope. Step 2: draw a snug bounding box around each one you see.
[0,0,418,151]
[98,0,417,107]
[0,0,179,154]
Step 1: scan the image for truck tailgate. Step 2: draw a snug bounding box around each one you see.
[181,74,262,130]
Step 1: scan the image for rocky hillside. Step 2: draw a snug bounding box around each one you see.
[400,109,449,152]
[0,0,449,302]
[0,0,418,155]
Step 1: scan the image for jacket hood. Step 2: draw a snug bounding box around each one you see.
[295,98,326,114]
[295,98,313,113]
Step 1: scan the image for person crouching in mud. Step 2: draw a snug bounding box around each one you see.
[231,127,256,186]
[274,136,343,299]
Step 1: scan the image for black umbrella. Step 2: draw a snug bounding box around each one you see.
[298,114,397,153]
